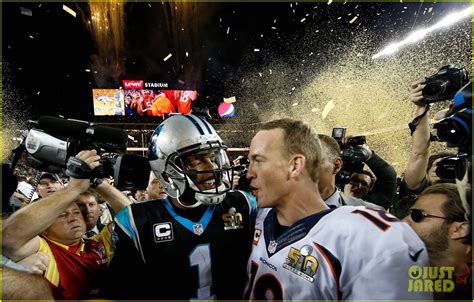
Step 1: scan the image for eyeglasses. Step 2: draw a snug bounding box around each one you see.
[407,209,448,223]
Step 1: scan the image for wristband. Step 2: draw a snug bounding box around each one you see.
[90,178,103,189]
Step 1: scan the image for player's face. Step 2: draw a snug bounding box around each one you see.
[45,203,86,245]
[247,129,291,208]
[75,195,101,232]
[344,173,371,199]
[403,193,449,254]
[183,150,222,192]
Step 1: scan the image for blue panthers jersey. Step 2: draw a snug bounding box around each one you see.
[103,191,256,300]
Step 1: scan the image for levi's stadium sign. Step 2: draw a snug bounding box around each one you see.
[122,80,144,90]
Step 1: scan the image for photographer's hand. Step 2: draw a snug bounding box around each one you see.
[404,79,431,190]
[68,150,101,192]
[410,79,427,110]
[342,135,374,160]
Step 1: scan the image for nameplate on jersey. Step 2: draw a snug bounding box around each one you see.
[222,207,244,230]
[153,222,174,243]
[282,244,319,283]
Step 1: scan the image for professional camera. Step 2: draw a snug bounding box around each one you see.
[332,128,370,186]
[433,81,472,155]
[432,81,472,184]
[233,155,251,191]
[332,128,369,172]
[13,116,150,190]
[422,65,469,103]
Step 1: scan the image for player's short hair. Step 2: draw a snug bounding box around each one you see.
[258,119,321,182]
[318,134,341,162]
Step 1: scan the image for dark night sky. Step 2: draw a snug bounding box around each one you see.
[2,1,472,123]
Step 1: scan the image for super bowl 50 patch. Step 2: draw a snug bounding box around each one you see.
[222,207,244,230]
[283,245,319,282]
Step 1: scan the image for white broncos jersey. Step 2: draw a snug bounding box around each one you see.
[244,206,432,300]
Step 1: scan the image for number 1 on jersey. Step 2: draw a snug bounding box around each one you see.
[189,244,215,299]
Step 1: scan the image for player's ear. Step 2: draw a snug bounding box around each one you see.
[333,158,343,175]
[289,154,305,178]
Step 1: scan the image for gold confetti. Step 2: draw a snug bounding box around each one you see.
[62,5,76,17]
[321,100,335,120]
[349,16,358,24]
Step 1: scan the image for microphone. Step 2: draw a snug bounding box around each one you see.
[86,126,128,152]
[37,116,128,151]
[37,116,90,138]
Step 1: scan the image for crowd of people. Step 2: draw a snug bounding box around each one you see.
[1,78,471,300]
[124,89,197,117]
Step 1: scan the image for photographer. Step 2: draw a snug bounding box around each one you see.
[341,136,398,209]
[2,150,130,299]
[399,77,467,201]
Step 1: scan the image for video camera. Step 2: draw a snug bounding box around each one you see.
[13,116,150,190]
[233,155,251,191]
[332,128,369,171]
[331,127,369,185]
[431,81,472,184]
[422,65,469,103]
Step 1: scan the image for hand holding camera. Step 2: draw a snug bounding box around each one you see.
[409,79,427,107]
[342,135,373,161]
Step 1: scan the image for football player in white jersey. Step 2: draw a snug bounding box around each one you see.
[243,118,432,300]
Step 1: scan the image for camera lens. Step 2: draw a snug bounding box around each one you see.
[434,109,471,147]
[435,157,458,182]
[422,80,448,102]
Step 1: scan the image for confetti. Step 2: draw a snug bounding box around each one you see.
[20,7,32,16]
[321,100,335,120]
[227,27,230,34]
[349,16,358,24]
[224,96,237,104]
[301,18,306,23]
[254,49,260,52]
[163,53,172,61]
[62,5,76,17]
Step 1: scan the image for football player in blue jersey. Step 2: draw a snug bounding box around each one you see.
[102,114,257,299]
[243,118,432,300]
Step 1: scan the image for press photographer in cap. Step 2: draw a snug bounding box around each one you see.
[32,172,65,201]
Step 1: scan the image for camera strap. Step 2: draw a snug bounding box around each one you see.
[66,157,95,179]
[408,104,430,136]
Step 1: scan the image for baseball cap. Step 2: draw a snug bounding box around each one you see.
[39,172,62,184]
